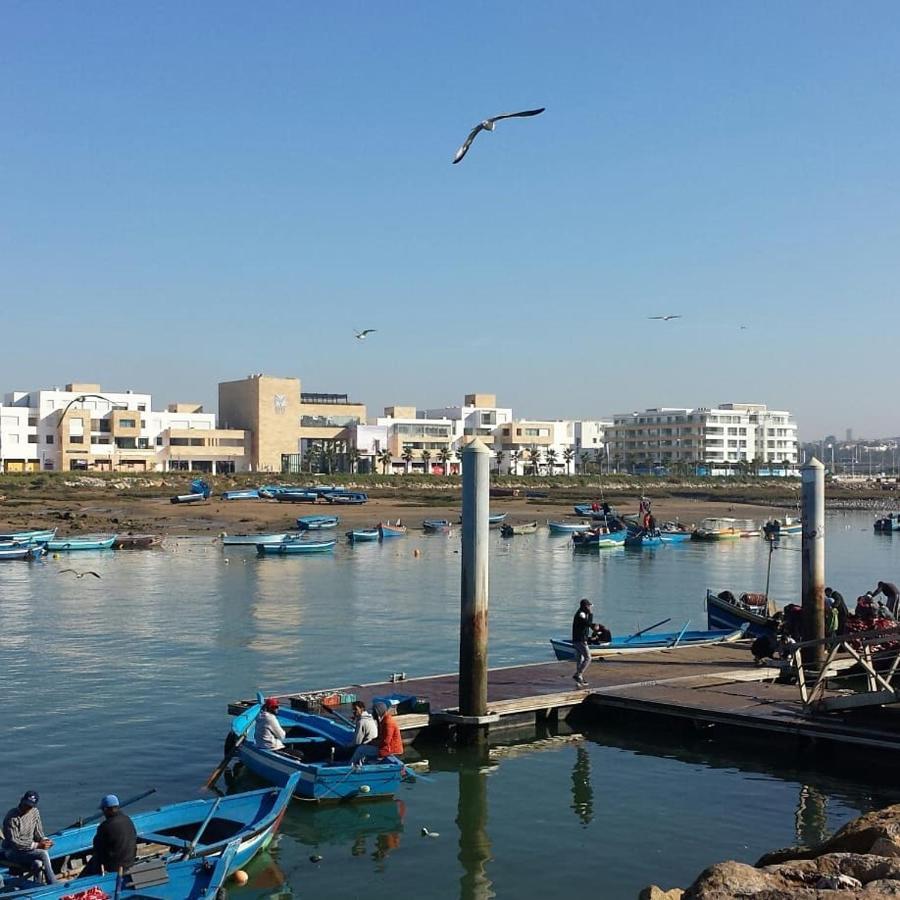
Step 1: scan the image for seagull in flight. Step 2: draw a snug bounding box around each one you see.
[354,329,376,341]
[740,324,749,330]
[452,108,546,164]
[648,315,682,321]
[59,569,101,579]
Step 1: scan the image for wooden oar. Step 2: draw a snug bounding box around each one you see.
[669,620,691,648]
[322,706,355,729]
[204,715,255,790]
[624,617,672,643]
[65,788,157,830]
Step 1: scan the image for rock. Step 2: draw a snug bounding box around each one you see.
[639,887,684,900]
[860,879,900,897]
[764,852,900,884]
[683,860,804,899]
[815,873,862,890]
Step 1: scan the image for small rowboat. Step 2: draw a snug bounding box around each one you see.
[691,517,753,541]
[659,528,692,543]
[228,694,404,802]
[0,528,57,545]
[297,515,340,530]
[548,521,591,534]
[624,529,663,549]
[573,504,617,519]
[113,534,161,550]
[257,539,336,555]
[274,490,320,503]
[223,533,289,546]
[550,625,745,660]
[875,515,900,533]
[46,535,116,552]
[347,528,379,542]
[423,519,451,533]
[170,492,208,505]
[221,489,261,500]
[572,528,627,548]
[500,522,538,537]
[324,491,369,505]
[706,589,780,637]
[456,512,508,526]
[378,521,408,538]
[0,544,45,561]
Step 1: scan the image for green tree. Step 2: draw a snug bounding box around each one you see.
[529,444,542,476]
[378,449,393,475]
[303,445,319,473]
[545,447,558,475]
[402,446,415,474]
[347,446,360,475]
[437,447,451,476]
[421,448,432,475]
[563,447,575,475]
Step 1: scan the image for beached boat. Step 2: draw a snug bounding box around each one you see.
[705,589,780,637]
[0,544,46,561]
[222,532,289,546]
[500,522,538,537]
[488,512,507,525]
[548,520,592,535]
[423,519,451,533]
[297,515,340,530]
[273,489,320,503]
[549,625,745,660]
[347,528,380,542]
[324,490,369,505]
[227,695,405,802]
[256,539,336,555]
[221,489,261,500]
[691,517,756,541]
[624,529,663,549]
[45,535,116,552]
[170,492,208,505]
[0,779,296,893]
[0,528,57,545]
[572,527,628,548]
[113,534,161,550]
[378,521,408,538]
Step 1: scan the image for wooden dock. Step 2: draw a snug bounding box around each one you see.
[228,643,900,752]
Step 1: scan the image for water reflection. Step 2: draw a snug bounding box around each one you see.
[571,745,593,826]
[457,750,494,900]
[795,784,829,847]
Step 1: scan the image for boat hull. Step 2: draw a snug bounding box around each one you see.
[46,536,116,551]
[423,520,451,533]
[223,533,289,546]
[297,516,340,530]
[378,524,408,538]
[257,540,336,555]
[347,529,379,542]
[705,590,778,638]
[550,628,744,659]
[0,545,45,560]
[221,489,261,500]
[500,522,538,536]
[548,521,591,534]
[572,528,627,548]
[113,534,161,549]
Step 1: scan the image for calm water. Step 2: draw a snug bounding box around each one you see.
[2,510,899,898]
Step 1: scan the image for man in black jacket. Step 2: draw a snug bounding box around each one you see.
[83,795,137,876]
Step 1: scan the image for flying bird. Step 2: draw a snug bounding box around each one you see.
[354,329,376,341]
[740,324,749,330]
[648,315,682,321]
[421,827,440,838]
[59,569,101,579]
[452,108,546,164]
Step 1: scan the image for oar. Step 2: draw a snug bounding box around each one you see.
[65,788,157,830]
[185,797,222,857]
[624,617,672,643]
[204,715,255,790]
[669,619,691,648]
[322,706,355,729]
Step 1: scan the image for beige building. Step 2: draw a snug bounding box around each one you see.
[218,374,366,472]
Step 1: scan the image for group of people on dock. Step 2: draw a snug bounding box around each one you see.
[2,791,136,887]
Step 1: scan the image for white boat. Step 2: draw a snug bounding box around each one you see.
[222,532,289,546]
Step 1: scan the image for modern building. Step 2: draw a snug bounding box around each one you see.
[422,394,513,442]
[574,420,613,473]
[0,383,249,473]
[374,407,459,475]
[493,419,575,475]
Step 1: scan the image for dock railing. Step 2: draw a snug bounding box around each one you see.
[788,627,900,712]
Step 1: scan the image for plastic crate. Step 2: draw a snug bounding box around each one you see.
[320,693,341,708]
[291,694,324,713]
[339,692,357,704]
[373,693,418,714]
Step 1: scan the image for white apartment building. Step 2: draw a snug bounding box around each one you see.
[607,403,799,473]
[574,420,613,473]
[0,382,249,473]
[492,419,576,475]
[422,393,514,442]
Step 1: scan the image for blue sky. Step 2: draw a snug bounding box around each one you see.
[3,2,898,438]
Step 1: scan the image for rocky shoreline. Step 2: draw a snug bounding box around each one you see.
[641,805,900,898]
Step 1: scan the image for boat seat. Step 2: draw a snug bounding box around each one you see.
[138,832,191,849]
[284,736,330,745]
[127,857,169,889]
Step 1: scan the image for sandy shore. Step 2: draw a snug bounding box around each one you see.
[0,494,783,538]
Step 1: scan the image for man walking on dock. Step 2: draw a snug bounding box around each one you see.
[572,599,595,687]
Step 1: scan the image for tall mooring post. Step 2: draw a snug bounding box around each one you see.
[458,438,491,743]
[801,457,826,667]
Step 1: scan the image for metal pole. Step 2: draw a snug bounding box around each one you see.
[459,438,490,732]
[801,457,825,667]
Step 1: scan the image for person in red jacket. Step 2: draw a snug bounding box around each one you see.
[351,702,403,764]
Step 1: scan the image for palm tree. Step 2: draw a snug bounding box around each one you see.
[529,444,542,476]
[579,452,590,475]
[378,449,393,475]
[545,447,558,476]
[402,446,414,474]
[303,445,319,474]
[347,447,360,475]
[421,448,432,475]
[437,447,451,476]
[593,448,604,474]
[563,447,575,475]
[510,450,520,476]
[322,443,336,475]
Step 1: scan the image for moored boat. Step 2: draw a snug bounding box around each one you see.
[550,625,745,660]
[659,527,692,543]
[500,521,538,537]
[346,528,379,542]
[273,489,320,503]
[423,519,451,533]
[378,521,408,538]
[45,534,116,552]
[874,514,900,533]
[0,544,46,560]
[705,589,780,637]
[691,517,746,541]
[113,534,161,550]
[256,538,336,555]
[227,695,404,801]
[623,529,663,549]
[572,527,627,548]
[573,503,618,519]
[221,489,261,500]
[222,532,289,546]
[548,520,591,535]
[0,528,57,545]
[324,490,369,505]
[297,515,340,530]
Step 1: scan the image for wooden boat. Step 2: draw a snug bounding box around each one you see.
[572,527,627,548]
[0,779,297,893]
[423,519,451,533]
[256,539,336,555]
[223,532,289,546]
[624,529,663,549]
[500,522,538,537]
[45,535,116,551]
[874,514,900,532]
[170,492,208,505]
[550,625,745,660]
[0,528,57,545]
[573,504,617,519]
[297,515,340,530]
[228,695,404,802]
[691,517,747,541]
[323,490,369,505]
[346,528,379,542]
[548,520,591,534]
[113,534,161,550]
[221,489,261,500]
[378,521,408,538]
[705,589,780,637]
[0,544,45,560]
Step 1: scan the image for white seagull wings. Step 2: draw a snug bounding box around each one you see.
[354,329,377,340]
[452,108,546,164]
[648,315,682,321]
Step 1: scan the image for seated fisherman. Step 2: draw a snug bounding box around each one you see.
[1,791,56,885]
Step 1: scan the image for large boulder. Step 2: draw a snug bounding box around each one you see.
[682,860,810,899]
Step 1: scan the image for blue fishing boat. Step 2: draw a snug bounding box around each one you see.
[297,515,340,530]
[548,520,591,534]
[705,589,779,637]
[222,532,289,546]
[624,529,663,549]
[221,489,260,500]
[256,539,336,555]
[874,514,900,533]
[45,535,116,552]
[378,521,407,538]
[659,527,692,543]
[0,544,46,561]
[190,478,211,496]
[572,527,628,548]
[273,489,320,503]
[550,625,745,659]
[0,779,298,893]
[170,492,208,505]
[257,485,288,499]
[227,694,405,802]
[423,519,451,533]
[573,503,617,518]
[347,528,379,542]
[323,490,368,505]
[0,528,57,545]
[456,512,508,526]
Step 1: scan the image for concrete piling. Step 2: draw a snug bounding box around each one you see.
[801,457,826,667]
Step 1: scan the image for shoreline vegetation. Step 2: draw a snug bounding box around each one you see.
[0,472,895,537]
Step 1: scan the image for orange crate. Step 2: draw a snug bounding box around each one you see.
[321,693,341,708]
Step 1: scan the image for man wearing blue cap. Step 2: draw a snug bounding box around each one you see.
[1,791,56,884]
[82,795,137,876]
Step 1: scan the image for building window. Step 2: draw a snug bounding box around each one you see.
[140,419,146,428]
[28,416,38,427]
[69,436,84,444]
[156,436,163,447]
[28,434,38,443]
[137,404,146,411]
[115,437,136,449]
[119,418,137,429]
[138,438,150,449]
[219,438,245,447]
[45,435,54,444]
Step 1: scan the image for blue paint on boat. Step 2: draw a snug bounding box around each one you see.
[659,529,692,543]
[0,544,46,560]
[221,489,260,500]
[222,532,289,546]
[0,528,57,545]
[550,626,745,659]
[624,529,664,549]
[347,528,379,542]
[378,522,407,538]
[323,490,369,505]
[422,519,451,533]
[45,535,116,552]
[297,515,340,530]
[548,521,591,534]
[256,539,336,555]
[572,528,628,547]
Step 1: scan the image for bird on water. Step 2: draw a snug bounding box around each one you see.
[452,108,546,164]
